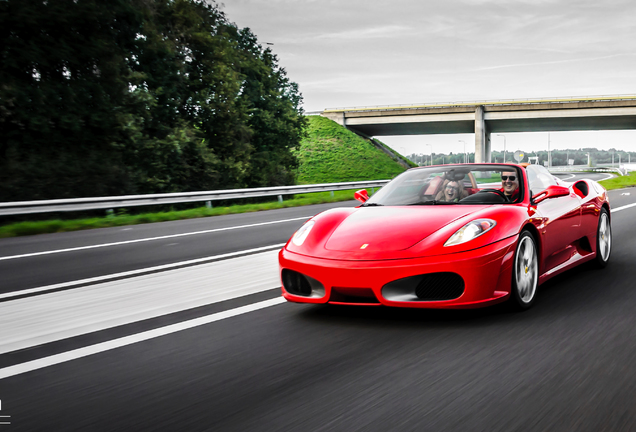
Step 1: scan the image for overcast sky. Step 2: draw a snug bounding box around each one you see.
[221,0,636,157]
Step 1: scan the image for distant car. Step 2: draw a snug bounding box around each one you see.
[279,163,611,310]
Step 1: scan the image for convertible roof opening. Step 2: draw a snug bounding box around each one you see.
[363,164,524,206]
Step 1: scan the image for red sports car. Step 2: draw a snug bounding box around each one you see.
[279,163,611,310]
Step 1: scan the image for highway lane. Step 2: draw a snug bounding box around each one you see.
[0,201,358,294]
[0,180,635,430]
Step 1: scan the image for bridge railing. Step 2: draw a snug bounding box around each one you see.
[324,94,636,113]
[0,180,390,217]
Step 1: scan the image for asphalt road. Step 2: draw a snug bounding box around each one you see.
[1,173,635,431]
[0,201,358,294]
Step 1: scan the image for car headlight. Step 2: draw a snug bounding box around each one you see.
[444,219,496,247]
[292,220,315,246]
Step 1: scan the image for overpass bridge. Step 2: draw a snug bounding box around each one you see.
[321,95,636,163]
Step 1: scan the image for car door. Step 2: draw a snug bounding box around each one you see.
[527,166,582,272]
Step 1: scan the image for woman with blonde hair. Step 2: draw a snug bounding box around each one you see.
[437,180,465,202]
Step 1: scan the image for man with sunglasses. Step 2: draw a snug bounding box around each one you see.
[500,171,520,201]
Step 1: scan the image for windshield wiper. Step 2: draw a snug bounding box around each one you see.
[361,202,384,207]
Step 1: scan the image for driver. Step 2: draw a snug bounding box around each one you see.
[442,181,462,202]
[501,171,520,201]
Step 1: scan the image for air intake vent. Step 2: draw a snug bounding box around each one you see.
[281,269,325,298]
[414,273,464,300]
[381,272,465,302]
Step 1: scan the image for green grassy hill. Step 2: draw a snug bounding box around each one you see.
[295,116,414,184]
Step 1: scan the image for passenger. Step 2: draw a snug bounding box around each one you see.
[501,171,520,201]
[442,181,462,202]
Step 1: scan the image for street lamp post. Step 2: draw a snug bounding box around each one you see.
[496,134,506,163]
[459,140,467,163]
[548,132,551,168]
[425,144,433,165]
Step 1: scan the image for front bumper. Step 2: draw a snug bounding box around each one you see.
[279,236,518,309]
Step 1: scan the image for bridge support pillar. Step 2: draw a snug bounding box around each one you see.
[474,106,491,163]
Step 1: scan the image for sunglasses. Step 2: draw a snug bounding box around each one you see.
[501,176,516,181]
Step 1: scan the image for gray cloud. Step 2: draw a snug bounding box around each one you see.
[221,0,636,152]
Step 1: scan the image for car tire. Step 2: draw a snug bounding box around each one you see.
[510,230,539,310]
[594,208,611,268]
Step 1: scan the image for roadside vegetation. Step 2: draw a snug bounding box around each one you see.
[0,117,405,238]
[1,0,305,202]
[0,1,415,238]
[295,116,412,183]
[0,190,367,238]
[599,171,636,190]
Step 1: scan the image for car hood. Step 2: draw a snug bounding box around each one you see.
[324,205,487,252]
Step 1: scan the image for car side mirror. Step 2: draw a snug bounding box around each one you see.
[354,189,369,203]
[532,185,570,204]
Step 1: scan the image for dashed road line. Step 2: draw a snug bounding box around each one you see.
[0,297,287,380]
[613,202,636,213]
[0,244,285,301]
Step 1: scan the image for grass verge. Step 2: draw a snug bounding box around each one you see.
[599,171,636,190]
[0,189,369,238]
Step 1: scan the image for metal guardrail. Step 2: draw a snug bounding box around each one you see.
[0,180,390,216]
[2,165,624,217]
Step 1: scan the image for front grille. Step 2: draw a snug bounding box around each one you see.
[329,287,380,304]
[414,273,464,300]
[381,272,465,302]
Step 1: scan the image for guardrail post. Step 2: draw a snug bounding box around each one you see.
[106,209,114,218]
[278,195,283,203]
[330,191,334,197]
[205,201,212,209]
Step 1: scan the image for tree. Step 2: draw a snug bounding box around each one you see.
[0,0,147,200]
[234,27,306,187]
[0,0,306,202]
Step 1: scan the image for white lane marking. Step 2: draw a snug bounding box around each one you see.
[596,173,614,181]
[0,251,281,354]
[0,243,285,300]
[558,174,576,181]
[621,193,631,196]
[613,202,636,213]
[564,173,613,182]
[0,297,287,380]
[0,217,309,261]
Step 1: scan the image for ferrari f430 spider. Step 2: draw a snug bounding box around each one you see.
[279,163,611,310]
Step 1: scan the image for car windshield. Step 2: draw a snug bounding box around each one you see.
[363,164,524,206]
